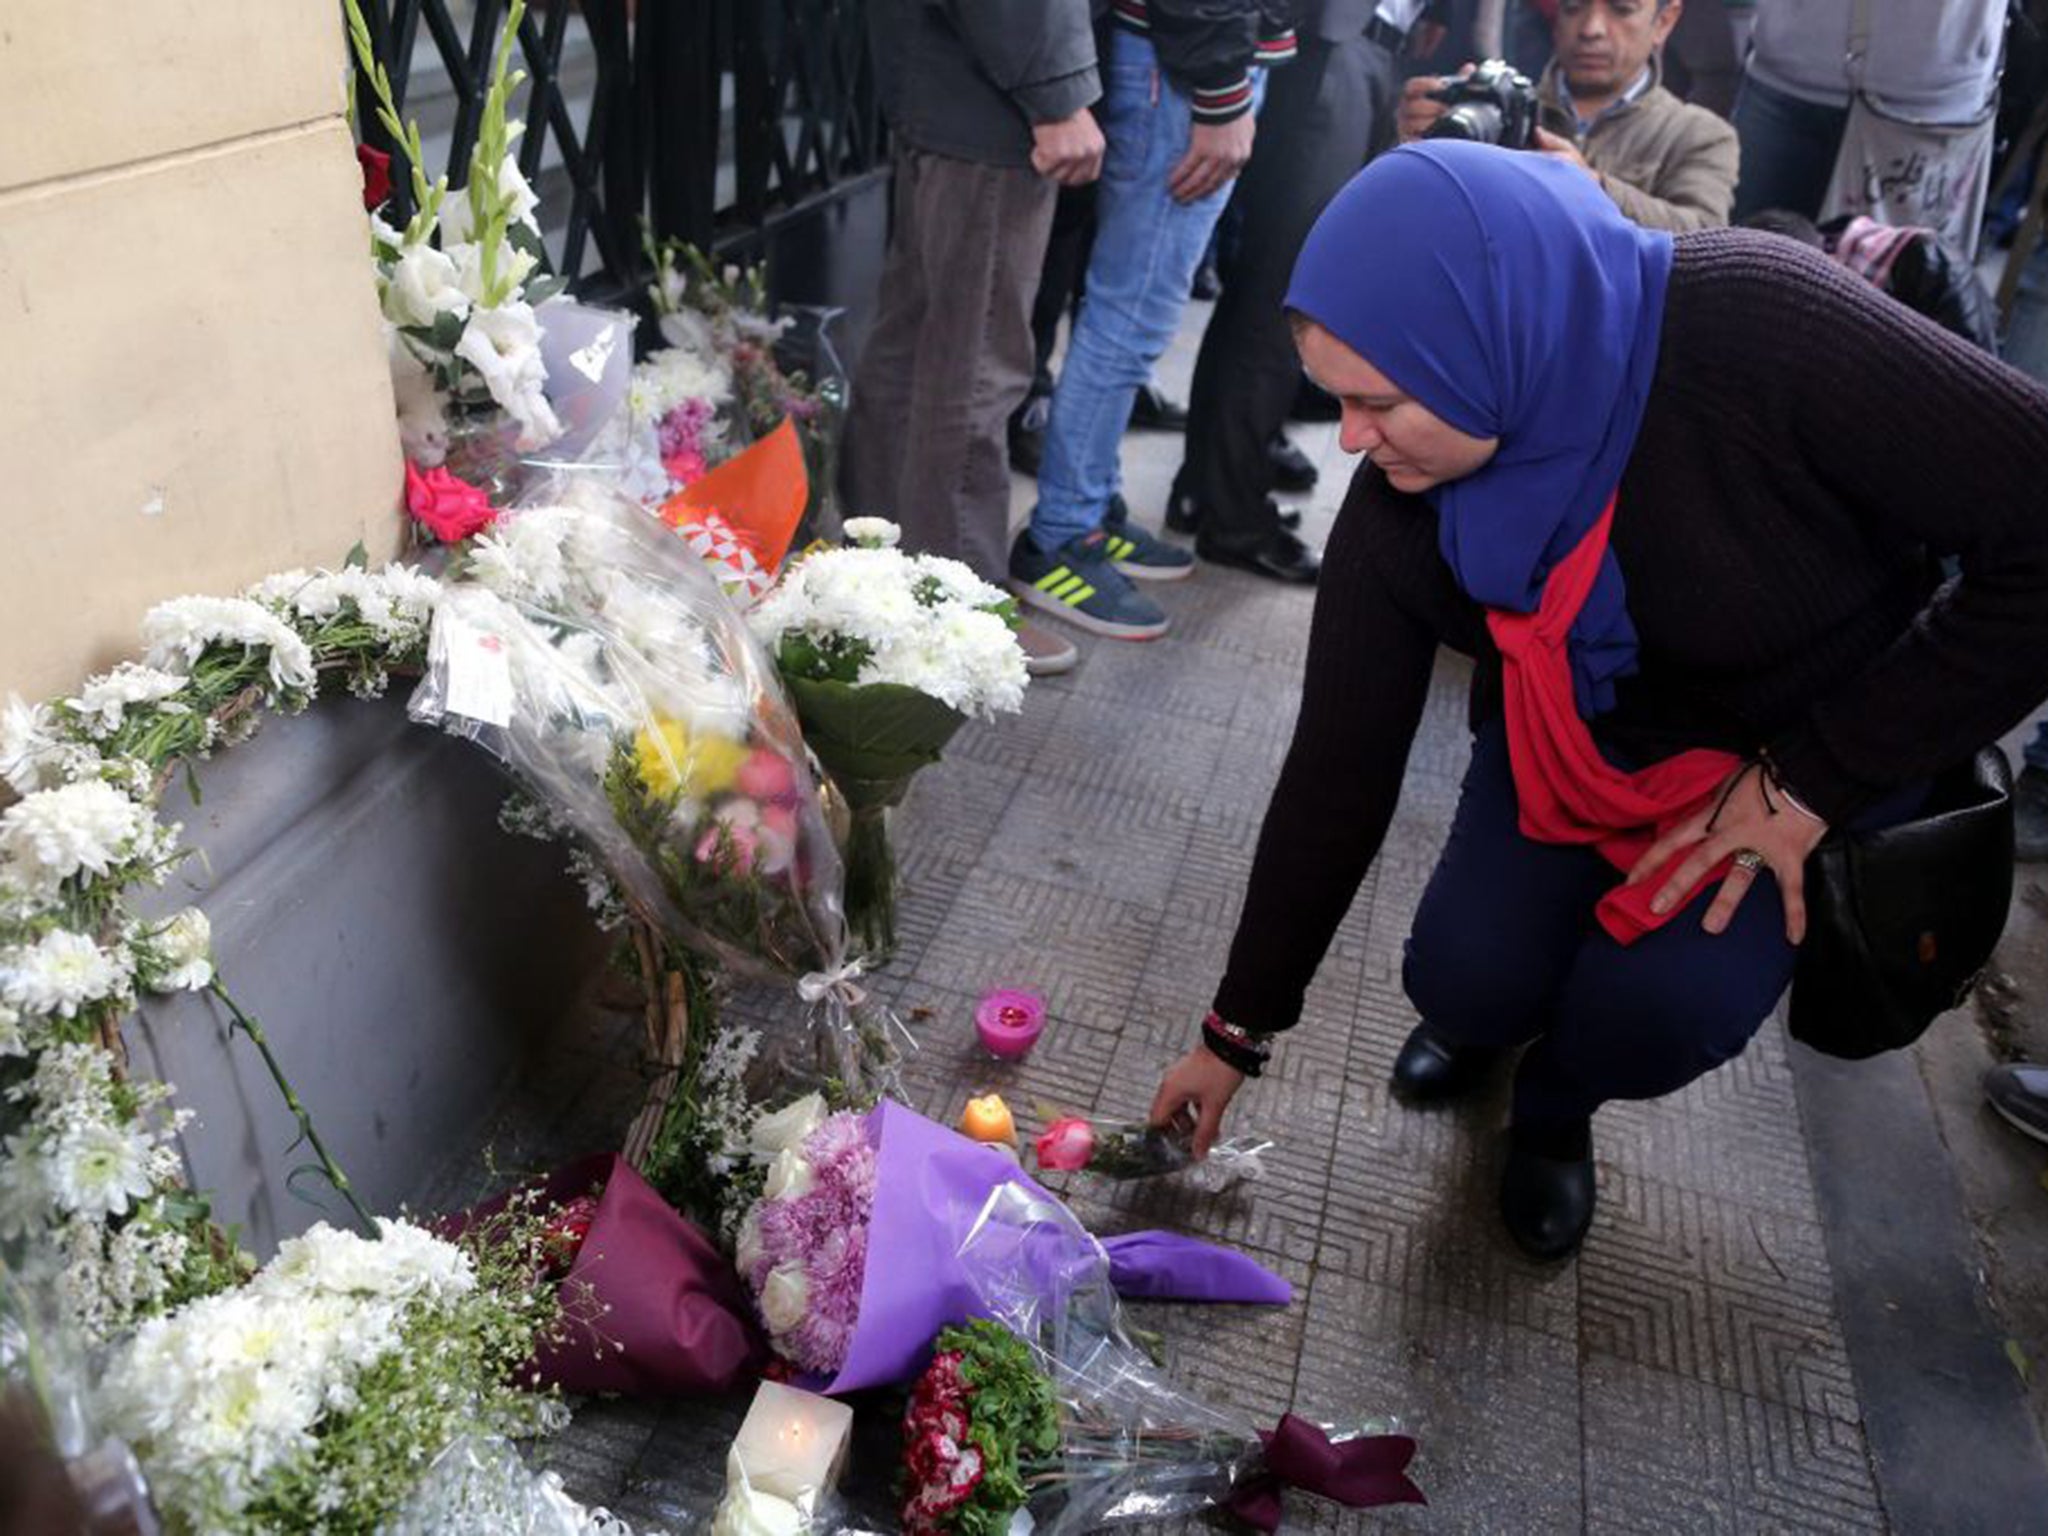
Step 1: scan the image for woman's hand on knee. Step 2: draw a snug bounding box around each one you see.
[1626,764,1830,944]
[1149,1044,1245,1159]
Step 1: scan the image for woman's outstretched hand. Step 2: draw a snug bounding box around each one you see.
[1625,764,1830,944]
[1150,1043,1246,1158]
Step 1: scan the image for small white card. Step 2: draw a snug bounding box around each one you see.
[435,609,515,729]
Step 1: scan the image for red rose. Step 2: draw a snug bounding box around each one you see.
[541,1193,600,1278]
[405,462,499,544]
[1033,1115,1097,1172]
[357,143,393,212]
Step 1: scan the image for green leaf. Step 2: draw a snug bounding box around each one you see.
[2007,1337,2031,1383]
[779,675,968,789]
[344,540,370,571]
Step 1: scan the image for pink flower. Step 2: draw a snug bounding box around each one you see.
[695,814,759,875]
[404,462,498,543]
[1034,1116,1097,1172]
[736,748,798,804]
[663,447,708,486]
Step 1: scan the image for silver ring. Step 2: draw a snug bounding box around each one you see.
[1732,848,1767,874]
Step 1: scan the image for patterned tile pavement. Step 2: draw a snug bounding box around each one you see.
[432,307,1903,1531]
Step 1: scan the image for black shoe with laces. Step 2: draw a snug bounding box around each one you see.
[1165,484,1301,536]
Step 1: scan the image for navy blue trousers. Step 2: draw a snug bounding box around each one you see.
[1403,724,1797,1134]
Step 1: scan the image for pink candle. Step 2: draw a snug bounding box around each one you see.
[975,988,1046,1059]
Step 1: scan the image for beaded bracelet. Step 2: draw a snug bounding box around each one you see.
[1201,1011,1272,1077]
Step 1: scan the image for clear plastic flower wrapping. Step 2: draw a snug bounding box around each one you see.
[408,470,905,1099]
[952,1181,1401,1532]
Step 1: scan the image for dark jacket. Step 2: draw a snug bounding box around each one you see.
[869,0,1100,169]
[1098,0,1265,121]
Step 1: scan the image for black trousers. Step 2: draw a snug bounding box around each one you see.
[1177,34,1398,550]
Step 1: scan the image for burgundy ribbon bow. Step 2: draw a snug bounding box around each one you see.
[1225,1414,1425,1530]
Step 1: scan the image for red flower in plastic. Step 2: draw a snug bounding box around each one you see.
[405,462,499,544]
[541,1193,600,1278]
[357,143,393,211]
[1034,1115,1097,1172]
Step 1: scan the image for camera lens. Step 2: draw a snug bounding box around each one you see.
[1429,103,1505,146]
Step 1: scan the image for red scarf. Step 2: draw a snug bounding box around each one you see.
[1486,499,1741,944]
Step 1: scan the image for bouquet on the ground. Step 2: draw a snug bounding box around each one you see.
[99,1217,568,1535]
[730,1099,1290,1393]
[922,1185,1425,1533]
[1032,1110,1271,1193]
[409,476,906,1109]
[749,519,1027,960]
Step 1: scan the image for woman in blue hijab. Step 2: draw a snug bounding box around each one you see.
[1149,141,2048,1259]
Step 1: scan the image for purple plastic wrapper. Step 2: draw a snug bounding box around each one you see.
[813,1101,1286,1394]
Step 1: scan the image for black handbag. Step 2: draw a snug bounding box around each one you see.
[1787,746,2015,1060]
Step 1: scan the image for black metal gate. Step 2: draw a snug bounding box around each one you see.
[347,0,889,309]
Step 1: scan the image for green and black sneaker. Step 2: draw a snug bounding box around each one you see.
[1101,495,1196,583]
[1009,528,1170,640]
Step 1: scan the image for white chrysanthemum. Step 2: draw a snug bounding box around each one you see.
[0,779,162,896]
[141,595,318,694]
[67,665,190,738]
[1,929,135,1019]
[1,694,100,796]
[256,1218,475,1308]
[916,553,1011,612]
[629,346,735,426]
[455,299,562,450]
[140,908,213,994]
[840,517,901,548]
[467,506,579,606]
[0,1001,22,1058]
[48,1117,156,1220]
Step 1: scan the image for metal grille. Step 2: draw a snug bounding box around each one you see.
[347,0,887,303]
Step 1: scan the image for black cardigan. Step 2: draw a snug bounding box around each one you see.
[1213,228,2048,1036]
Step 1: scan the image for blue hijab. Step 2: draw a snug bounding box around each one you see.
[1285,142,1673,716]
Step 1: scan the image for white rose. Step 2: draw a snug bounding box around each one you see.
[712,1484,804,1536]
[758,1262,810,1336]
[762,1147,815,1204]
[734,1208,764,1279]
[748,1092,827,1161]
[383,242,470,329]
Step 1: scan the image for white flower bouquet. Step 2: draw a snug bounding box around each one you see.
[100,1217,569,1535]
[748,519,1028,959]
[346,0,571,483]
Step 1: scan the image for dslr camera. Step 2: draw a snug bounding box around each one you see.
[1424,60,1541,151]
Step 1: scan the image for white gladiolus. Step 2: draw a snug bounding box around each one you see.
[758,1261,811,1337]
[455,300,563,450]
[382,241,470,329]
[747,1092,827,1161]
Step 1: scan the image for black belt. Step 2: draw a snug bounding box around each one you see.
[1364,14,1407,53]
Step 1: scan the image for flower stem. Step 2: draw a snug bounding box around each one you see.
[208,977,378,1238]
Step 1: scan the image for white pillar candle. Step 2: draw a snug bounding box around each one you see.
[728,1380,854,1506]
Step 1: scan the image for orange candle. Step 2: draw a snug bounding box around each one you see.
[959,1093,1017,1145]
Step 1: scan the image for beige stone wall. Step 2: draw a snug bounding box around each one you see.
[0,2,403,703]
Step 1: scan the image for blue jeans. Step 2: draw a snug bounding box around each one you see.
[1031,31,1252,550]
[2005,240,2048,388]
[1731,75,1849,223]
[2026,721,2048,774]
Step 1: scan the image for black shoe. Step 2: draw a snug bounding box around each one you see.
[1986,1062,2048,1144]
[1290,377,1342,423]
[1129,382,1190,433]
[1389,1021,1501,1104]
[2017,765,2048,862]
[1500,1124,1596,1262]
[1267,431,1318,492]
[1196,526,1320,584]
[1165,486,1300,536]
[1191,260,1222,301]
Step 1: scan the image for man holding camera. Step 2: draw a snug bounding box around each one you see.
[1401,0,1739,234]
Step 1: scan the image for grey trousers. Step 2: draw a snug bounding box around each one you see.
[841,146,1056,583]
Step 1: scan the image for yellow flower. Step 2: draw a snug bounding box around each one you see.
[633,718,749,799]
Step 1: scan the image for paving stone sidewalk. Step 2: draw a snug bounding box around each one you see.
[427,309,1921,1531]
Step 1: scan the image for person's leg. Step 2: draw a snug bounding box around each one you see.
[841,147,931,521]
[887,152,1055,583]
[1180,35,1389,571]
[1031,30,1241,553]
[1731,75,1852,222]
[1401,722,1617,1060]
[2018,718,2048,862]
